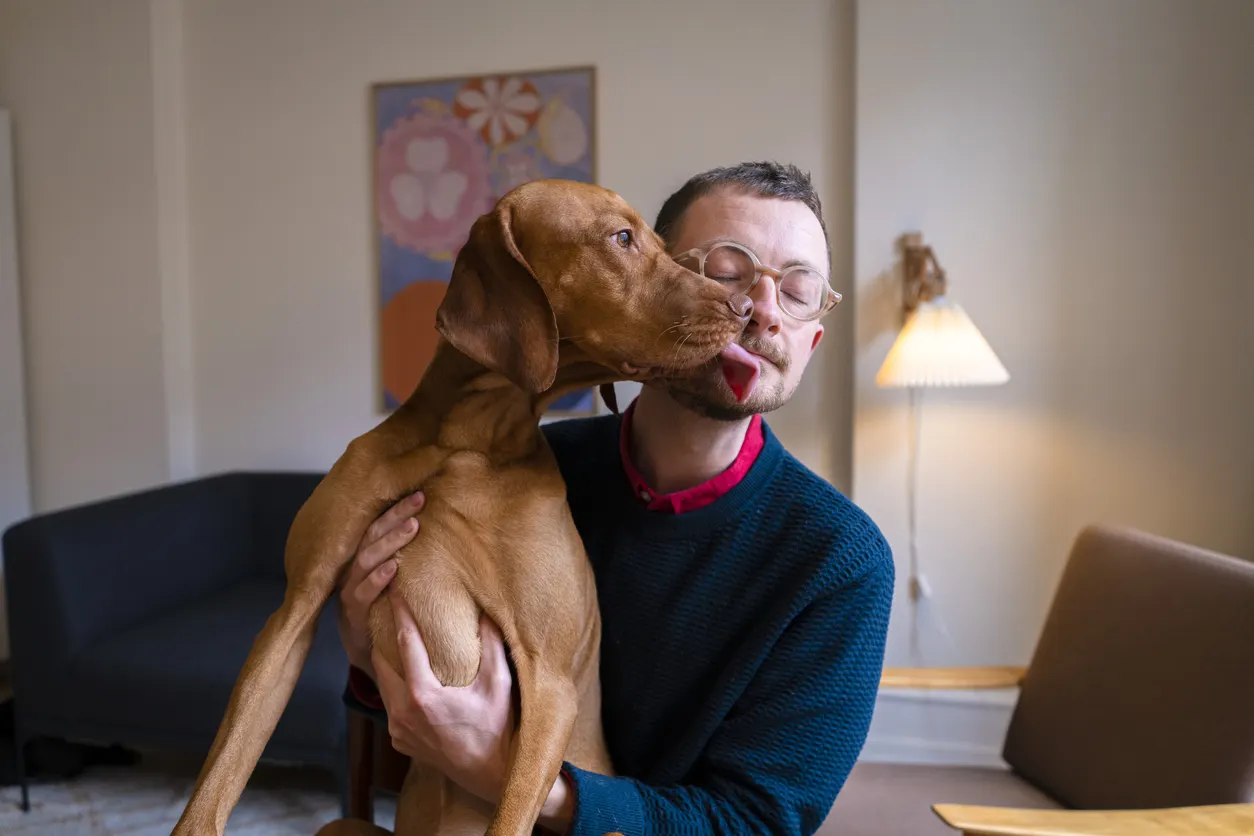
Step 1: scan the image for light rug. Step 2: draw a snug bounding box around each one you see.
[0,750,397,835]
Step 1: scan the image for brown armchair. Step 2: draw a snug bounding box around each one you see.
[829,523,1254,835]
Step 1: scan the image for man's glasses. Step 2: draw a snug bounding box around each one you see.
[673,241,841,322]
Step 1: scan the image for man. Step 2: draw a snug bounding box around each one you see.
[337,162,894,835]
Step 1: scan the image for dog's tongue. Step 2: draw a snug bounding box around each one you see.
[720,343,760,403]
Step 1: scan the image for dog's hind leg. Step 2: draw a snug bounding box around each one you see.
[315,819,393,836]
[393,762,439,836]
[484,655,578,836]
[394,763,494,836]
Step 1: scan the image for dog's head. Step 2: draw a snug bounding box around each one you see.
[435,179,751,395]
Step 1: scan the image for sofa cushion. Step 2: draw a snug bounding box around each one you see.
[70,579,347,757]
[821,762,1062,836]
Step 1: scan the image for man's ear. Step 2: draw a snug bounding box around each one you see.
[436,204,559,393]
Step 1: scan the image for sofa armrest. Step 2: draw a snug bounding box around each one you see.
[2,473,257,676]
[880,666,1027,689]
[932,801,1254,835]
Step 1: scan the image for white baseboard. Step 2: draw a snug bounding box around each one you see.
[859,686,1018,769]
[860,733,1006,768]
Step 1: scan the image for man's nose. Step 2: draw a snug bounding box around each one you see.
[747,275,782,335]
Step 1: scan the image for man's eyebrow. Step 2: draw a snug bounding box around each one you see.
[700,236,823,272]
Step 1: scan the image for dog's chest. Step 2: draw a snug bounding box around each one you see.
[415,448,572,557]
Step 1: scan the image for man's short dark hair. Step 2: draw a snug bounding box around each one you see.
[653,161,829,265]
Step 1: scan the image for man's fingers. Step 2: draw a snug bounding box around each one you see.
[371,644,405,694]
[370,645,417,756]
[340,516,415,597]
[343,492,423,596]
[361,491,425,551]
[351,558,398,611]
[356,514,420,576]
[389,590,438,690]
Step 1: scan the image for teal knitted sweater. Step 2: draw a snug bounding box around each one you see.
[544,415,893,835]
[346,414,894,835]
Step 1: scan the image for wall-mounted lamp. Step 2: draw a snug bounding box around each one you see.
[875,233,1009,661]
[876,233,1009,388]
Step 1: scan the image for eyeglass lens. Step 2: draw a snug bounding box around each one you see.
[702,244,827,319]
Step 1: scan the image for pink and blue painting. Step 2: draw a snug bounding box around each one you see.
[372,66,597,412]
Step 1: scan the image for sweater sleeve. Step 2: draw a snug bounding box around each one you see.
[559,546,895,836]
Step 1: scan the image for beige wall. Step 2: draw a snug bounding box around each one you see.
[0,0,854,509]
[855,0,1254,668]
[183,0,854,486]
[3,0,1251,681]
[0,0,171,510]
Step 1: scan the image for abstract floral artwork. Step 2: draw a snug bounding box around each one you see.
[372,66,597,412]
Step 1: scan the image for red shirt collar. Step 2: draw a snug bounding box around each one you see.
[619,400,764,514]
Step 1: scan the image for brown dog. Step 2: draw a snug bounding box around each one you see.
[171,179,751,836]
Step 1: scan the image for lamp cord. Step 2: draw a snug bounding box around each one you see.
[906,387,958,662]
[907,386,921,659]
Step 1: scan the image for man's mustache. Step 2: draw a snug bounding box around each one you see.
[655,334,788,380]
[662,333,787,378]
[738,335,789,372]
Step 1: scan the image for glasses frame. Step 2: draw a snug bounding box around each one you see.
[673,241,842,322]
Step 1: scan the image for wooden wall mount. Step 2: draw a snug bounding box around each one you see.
[900,232,948,312]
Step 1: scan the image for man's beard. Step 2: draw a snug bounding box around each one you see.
[658,335,792,422]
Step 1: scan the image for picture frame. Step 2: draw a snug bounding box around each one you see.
[370,65,598,414]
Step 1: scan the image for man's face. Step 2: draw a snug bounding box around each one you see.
[655,188,829,421]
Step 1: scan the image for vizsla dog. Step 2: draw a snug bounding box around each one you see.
[171,179,754,836]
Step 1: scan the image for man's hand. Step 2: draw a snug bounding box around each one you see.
[336,490,425,676]
[371,591,516,805]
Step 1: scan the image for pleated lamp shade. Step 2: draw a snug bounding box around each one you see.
[875,297,1009,388]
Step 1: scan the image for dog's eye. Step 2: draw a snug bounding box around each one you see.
[616,230,632,248]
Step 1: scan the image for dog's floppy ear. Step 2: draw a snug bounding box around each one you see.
[436,204,558,394]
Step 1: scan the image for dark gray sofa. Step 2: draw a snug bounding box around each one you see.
[2,470,350,813]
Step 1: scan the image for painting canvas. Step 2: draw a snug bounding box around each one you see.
[372,66,597,412]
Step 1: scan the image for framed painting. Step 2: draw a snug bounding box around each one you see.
[371,65,598,413]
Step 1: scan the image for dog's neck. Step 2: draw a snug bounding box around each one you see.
[398,339,622,461]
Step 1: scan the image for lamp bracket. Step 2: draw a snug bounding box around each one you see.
[900,232,948,313]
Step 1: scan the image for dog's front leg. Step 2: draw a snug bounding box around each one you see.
[169,462,379,835]
[171,573,336,835]
[172,443,450,835]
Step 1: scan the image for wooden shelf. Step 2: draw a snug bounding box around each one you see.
[880,666,1027,690]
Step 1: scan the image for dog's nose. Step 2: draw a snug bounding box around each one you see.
[727,293,753,319]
